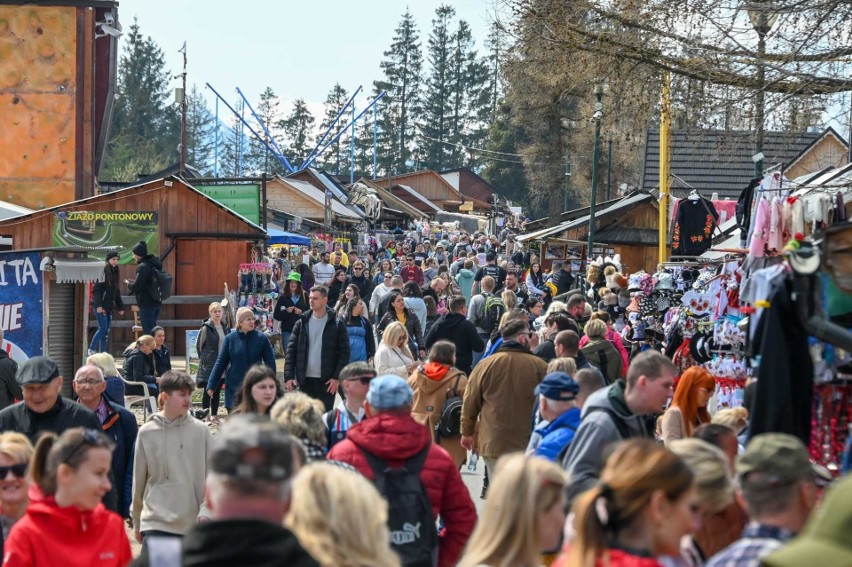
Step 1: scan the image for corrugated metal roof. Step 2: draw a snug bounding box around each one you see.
[283,178,363,219]
[517,191,654,242]
[642,128,822,200]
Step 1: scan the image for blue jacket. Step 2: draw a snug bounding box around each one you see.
[533,406,582,462]
[102,395,138,518]
[206,329,276,408]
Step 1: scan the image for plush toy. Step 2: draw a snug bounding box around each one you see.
[586,263,601,287]
[604,265,618,290]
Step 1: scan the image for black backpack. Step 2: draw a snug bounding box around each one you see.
[362,446,438,567]
[150,266,173,301]
[435,374,463,439]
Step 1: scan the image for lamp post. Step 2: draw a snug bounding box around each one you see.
[587,86,604,261]
[748,6,778,178]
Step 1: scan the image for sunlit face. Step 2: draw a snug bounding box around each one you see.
[336,271,346,281]
[506,274,518,289]
[345,286,356,299]
[653,487,702,557]
[153,330,166,347]
[239,317,256,333]
[696,386,714,408]
[530,302,543,316]
[210,307,223,322]
[251,377,278,411]
[107,256,119,267]
[139,341,154,355]
[393,296,405,311]
[309,291,328,311]
[641,372,676,413]
[538,495,567,552]
[532,263,540,273]
[289,280,300,293]
[72,370,106,407]
[0,453,29,509]
[22,377,62,414]
[58,447,112,511]
[352,302,364,317]
[162,388,192,416]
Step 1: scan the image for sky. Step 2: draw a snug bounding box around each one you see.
[122,0,504,122]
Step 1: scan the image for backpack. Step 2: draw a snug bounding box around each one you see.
[482,295,506,334]
[150,266,173,301]
[362,446,438,567]
[435,374,463,439]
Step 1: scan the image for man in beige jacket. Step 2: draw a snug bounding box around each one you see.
[461,319,548,481]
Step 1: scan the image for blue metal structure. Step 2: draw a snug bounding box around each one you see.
[214,97,219,177]
[302,86,362,171]
[350,99,355,184]
[236,87,295,173]
[373,100,378,179]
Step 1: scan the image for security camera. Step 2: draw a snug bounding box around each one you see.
[591,110,603,121]
[102,13,122,31]
[95,23,122,38]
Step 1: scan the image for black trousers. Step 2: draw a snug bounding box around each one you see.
[301,377,335,412]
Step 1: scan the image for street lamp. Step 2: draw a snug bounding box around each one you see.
[587,85,604,262]
[748,5,778,178]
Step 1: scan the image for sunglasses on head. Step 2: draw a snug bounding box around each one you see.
[0,463,27,478]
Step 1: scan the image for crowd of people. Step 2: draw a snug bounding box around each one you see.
[0,224,849,567]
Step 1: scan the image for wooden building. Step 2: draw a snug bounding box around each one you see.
[440,167,498,212]
[784,128,849,180]
[0,176,266,376]
[373,170,467,214]
[518,191,664,274]
[0,1,119,209]
[266,175,362,227]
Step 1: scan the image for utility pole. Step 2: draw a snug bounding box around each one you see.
[606,139,613,201]
[659,72,672,265]
[748,7,777,177]
[178,42,187,174]
[587,86,604,261]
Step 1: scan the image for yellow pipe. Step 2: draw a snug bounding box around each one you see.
[659,72,672,265]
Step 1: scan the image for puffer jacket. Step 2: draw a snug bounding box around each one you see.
[581,337,624,385]
[195,319,229,386]
[3,491,131,567]
[408,363,468,468]
[206,329,276,408]
[122,347,157,385]
[327,412,477,567]
[284,309,350,385]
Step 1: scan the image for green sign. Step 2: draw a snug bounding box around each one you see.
[52,211,159,264]
[195,184,260,225]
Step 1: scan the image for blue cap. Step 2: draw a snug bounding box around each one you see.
[534,372,580,401]
[367,374,413,410]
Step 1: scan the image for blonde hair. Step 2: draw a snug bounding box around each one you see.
[584,319,607,340]
[459,454,566,567]
[543,301,566,318]
[208,301,223,314]
[668,438,735,514]
[86,352,119,378]
[501,289,517,310]
[270,392,327,446]
[0,432,34,464]
[382,322,413,359]
[285,463,400,567]
[126,335,155,353]
[712,407,749,435]
[547,357,577,376]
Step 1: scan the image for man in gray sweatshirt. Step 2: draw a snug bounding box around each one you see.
[561,350,676,502]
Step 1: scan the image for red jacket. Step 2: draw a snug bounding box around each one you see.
[400,265,424,286]
[553,548,664,567]
[3,493,131,567]
[328,411,477,567]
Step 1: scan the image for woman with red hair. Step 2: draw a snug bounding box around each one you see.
[661,367,715,446]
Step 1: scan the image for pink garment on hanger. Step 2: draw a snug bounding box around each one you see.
[748,198,770,258]
[768,197,783,251]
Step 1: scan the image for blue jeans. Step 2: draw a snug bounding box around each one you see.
[281,331,292,352]
[89,311,112,353]
[139,306,160,335]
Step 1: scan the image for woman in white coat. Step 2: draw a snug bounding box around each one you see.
[374,321,418,378]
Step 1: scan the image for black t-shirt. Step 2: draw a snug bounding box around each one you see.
[474,264,507,292]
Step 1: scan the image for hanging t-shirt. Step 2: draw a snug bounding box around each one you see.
[672,198,719,256]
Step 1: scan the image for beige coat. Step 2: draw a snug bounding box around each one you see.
[408,365,468,468]
[461,342,549,459]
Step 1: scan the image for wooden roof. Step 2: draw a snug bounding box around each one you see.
[373,170,465,206]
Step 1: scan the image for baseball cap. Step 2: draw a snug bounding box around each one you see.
[366,374,412,410]
[736,433,821,487]
[762,475,852,567]
[16,356,60,385]
[535,372,580,401]
[210,414,297,482]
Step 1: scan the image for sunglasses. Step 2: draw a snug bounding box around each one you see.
[65,429,110,464]
[353,267,363,271]
[0,463,27,478]
[347,376,374,385]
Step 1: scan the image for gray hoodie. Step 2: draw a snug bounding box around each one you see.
[561,380,653,502]
[132,412,212,534]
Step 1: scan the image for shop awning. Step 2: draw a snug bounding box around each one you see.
[267,227,311,246]
[53,258,106,283]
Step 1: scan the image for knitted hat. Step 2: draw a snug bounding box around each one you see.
[105,251,119,261]
[236,307,256,325]
[131,241,148,257]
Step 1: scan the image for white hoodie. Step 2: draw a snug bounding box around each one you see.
[131,411,212,535]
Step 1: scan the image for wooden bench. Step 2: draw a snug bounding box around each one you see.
[87,295,225,333]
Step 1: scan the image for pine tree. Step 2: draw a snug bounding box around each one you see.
[281,99,316,169]
[375,9,423,173]
[449,18,490,168]
[242,87,288,176]
[219,100,249,177]
[184,84,216,175]
[482,100,528,205]
[317,84,350,175]
[103,18,179,180]
[483,22,505,126]
[420,4,455,170]
[354,112,377,179]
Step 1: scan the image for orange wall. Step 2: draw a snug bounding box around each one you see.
[0,6,79,209]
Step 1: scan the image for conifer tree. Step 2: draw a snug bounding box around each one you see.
[318,84,350,175]
[281,99,316,169]
[185,84,216,175]
[244,87,287,176]
[420,4,455,170]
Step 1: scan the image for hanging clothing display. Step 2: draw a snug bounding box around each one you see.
[672,197,719,256]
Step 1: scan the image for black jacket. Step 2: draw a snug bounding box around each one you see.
[551,268,575,297]
[285,309,350,384]
[0,396,100,444]
[153,345,171,376]
[424,312,485,375]
[377,308,424,354]
[534,334,558,363]
[346,274,374,303]
[91,263,124,312]
[179,519,319,567]
[273,290,309,333]
[128,254,163,308]
[122,348,157,384]
[0,351,21,411]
